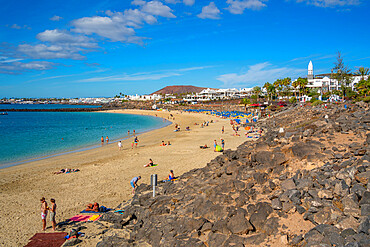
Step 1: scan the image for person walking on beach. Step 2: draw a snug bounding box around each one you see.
[40,197,48,231]
[118,141,122,151]
[132,136,139,149]
[106,136,109,144]
[222,126,224,134]
[101,136,104,145]
[133,129,135,135]
[49,198,57,231]
[130,176,141,194]
[221,138,225,150]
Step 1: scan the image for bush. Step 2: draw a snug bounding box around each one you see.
[267,105,277,111]
[363,96,370,103]
[312,100,323,106]
[289,97,297,104]
[309,98,317,103]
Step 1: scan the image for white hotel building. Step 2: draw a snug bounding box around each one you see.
[305,61,367,93]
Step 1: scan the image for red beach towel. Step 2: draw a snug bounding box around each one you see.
[24,232,67,247]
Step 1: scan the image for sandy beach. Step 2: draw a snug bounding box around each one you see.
[0,109,250,246]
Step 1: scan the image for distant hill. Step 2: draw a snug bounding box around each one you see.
[151,85,211,95]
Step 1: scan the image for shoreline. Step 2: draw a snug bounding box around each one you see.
[0,109,250,246]
[0,112,171,169]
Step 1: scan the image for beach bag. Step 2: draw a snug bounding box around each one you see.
[69,229,78,238]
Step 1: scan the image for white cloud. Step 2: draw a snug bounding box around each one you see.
[72,2,175,44]
[106,9,157,28]
[226,0,267,14]
[162,0,195,5]
[296,0,361,7]
[36,29,97,48]
[78,72,181,82]
[131,0,146,5]
[197,2,221,19]
[72,16,140,43]
[50,15,63,21]
[217,62,305,87]
[77,66,211,82]
[17,44,86,60]
[10,24,21,29]
[164,0,180,3]
[141,1,176,18]
[183,0,195,6]
[0,60,55,74]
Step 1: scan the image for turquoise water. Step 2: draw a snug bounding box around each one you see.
[0,104,101,109]
[0,111,169,168]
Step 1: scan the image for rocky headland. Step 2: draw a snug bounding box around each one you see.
[58,103,370,247]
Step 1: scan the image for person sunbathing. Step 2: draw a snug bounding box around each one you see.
[54,168,80,174]
[160,141,166,146]
[144,159,154,167]
[200,144,208,149]
[54,168,66,174]
[167,170,175,181]
[85,202,99,212]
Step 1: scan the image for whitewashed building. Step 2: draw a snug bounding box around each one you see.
[183,88,242,102]
[305,61,367,93]
[127,94,163,101]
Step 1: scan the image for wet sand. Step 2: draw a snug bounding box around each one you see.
[0,109,250,246]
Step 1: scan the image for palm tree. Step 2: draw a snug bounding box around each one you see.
[355,77,370,97]
[273,79,282,99]
[281,77,292,97]
[240,98,251,112]
[263,82,271,101]
[253,86,261,102]
[268,84,276,101]
[296,77,308,98]
[291,79,299,98]
[355,67,370,81]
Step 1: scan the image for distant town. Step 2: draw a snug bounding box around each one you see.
[1,60,369,106]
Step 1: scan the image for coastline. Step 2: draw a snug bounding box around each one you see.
[0,112,171,169]
[0,109,250,246]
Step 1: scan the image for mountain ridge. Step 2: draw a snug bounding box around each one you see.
[151,85,215,95]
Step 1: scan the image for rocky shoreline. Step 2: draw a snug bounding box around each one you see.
[57,103,369,247]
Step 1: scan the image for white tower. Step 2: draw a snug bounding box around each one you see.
[308,61,313,80]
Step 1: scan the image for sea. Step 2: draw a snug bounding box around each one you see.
[0,104,169,168]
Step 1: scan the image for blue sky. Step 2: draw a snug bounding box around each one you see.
[0,0,369,98]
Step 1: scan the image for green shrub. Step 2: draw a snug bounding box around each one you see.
[267,105,277,111]
[289,97,297,104]
[309,98,317,103]
[312,100,323,106]
[363,96,370,103]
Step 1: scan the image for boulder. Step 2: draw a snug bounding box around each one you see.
[207,232,228,247]
[227,211,253,235]
[359,191,370,206]
[281,178,296,191]
[357,216,370,235]
[249,203,273,230]
[291,142,321,159]
[336,216,360,231]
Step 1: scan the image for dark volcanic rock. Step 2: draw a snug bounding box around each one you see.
[291,142,321,159]
[227,211,253,235]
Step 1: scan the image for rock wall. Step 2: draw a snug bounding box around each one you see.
[61,103,370,247]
